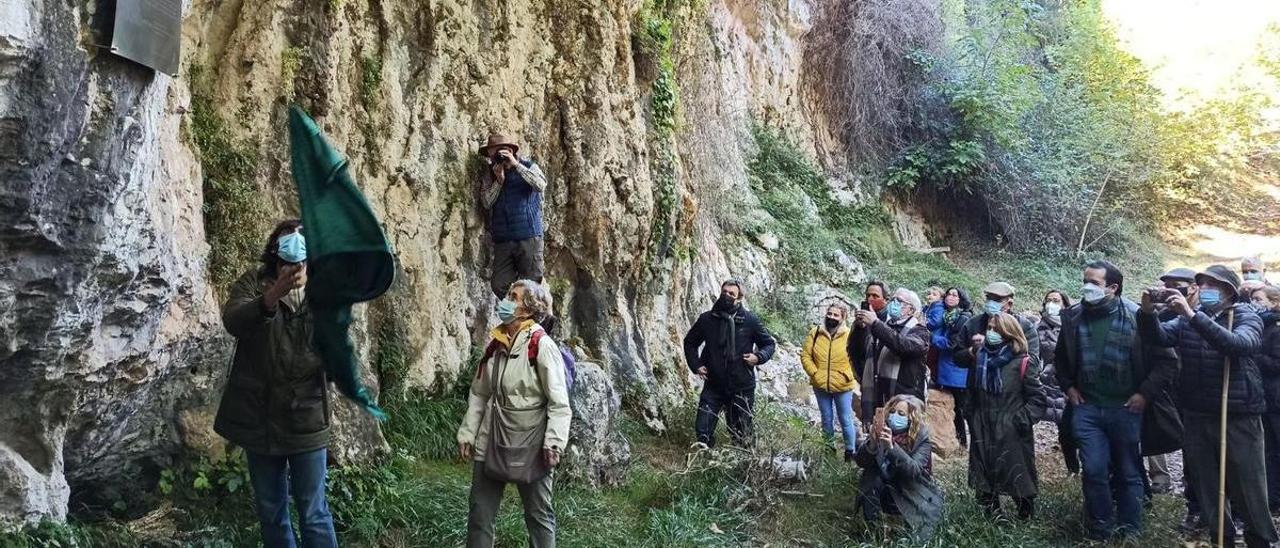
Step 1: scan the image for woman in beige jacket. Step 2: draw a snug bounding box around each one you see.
[457,279,572,548]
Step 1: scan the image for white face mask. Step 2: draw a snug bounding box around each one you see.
[282,286,306,311]
[1043,302,1062,316]
[1081,283,1107,305]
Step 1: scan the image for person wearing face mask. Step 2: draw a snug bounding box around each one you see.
[932,287,974,448]
[1139,265,1276,548]
[854,394,943,542]
[953,282,1041,378]
[1250,286,1280,516]
[477,133,550,299]
[1154,267,1204,530]
[801,303,860,460]
[1053,261,1178,540]
[1240,257,1271,303]
[683,280,777,448]
[458,279,572,548]
[964,313,1047,520]
[851,288,931,431]
[1036,290,1079,475]
[214,220,339,548]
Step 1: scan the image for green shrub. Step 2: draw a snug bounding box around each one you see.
[188,66,268,295]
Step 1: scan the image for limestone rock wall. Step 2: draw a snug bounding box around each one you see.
[0,0,868,524]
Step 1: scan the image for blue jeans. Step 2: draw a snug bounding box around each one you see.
[246,448,338,548]
[814,388,858,451]
[1072,403,1144,538]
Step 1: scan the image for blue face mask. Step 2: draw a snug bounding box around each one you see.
[886,300,903,320]
[985,299,1003,316]
[985,330,1003,346]
[886,413,909,433]
[1199,288,1222,307]
[496,299,518,324]
[277,231,307,263]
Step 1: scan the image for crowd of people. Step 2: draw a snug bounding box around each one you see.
[687,259,1279,545]
[209,132,1280,547]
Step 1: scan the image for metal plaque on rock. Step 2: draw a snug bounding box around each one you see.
[109,0,182,75]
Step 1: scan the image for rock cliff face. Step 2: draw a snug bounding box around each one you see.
[0,0,897,524]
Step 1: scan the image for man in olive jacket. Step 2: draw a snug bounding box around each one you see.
[684,279,777,447]
[213,220,338,548]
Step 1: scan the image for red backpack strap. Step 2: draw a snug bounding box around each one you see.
[1019,355,1030,379]
[528,328,545,361]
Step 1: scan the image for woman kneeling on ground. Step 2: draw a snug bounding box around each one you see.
[965,312,1046,520]
[855,394,943,541]
[457,279,572,548]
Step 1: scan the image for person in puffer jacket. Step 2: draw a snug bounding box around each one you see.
[1250,285,1280,513]
[1139,265,1276,547]
[802,303,860,460]
[929,287,973,448]
[1037,289,1077,474]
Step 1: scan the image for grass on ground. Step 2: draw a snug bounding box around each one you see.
[3,394,1187,548]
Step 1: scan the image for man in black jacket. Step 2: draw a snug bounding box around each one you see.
[1139,265,1277,547]
[849,287,931,428]
[683,279,777,447]
[1055,261,1178,540]
[954,281,1041,370]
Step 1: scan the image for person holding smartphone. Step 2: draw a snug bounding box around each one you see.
[854,394,943,542]
[478,133,549,298]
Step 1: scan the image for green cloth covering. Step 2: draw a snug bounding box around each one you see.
[288,105,395,421]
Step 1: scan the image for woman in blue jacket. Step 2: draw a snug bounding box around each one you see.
[928,287,973,448]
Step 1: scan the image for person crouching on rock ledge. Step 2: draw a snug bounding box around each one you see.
[213,219,338,548]
[477,133,549,299]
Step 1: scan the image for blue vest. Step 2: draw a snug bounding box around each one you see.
[489,159,544,243]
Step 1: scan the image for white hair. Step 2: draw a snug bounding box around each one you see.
[895,288,922,318]
[511,279,551,318]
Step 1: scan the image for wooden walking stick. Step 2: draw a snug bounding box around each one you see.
[1216,308,1235,548]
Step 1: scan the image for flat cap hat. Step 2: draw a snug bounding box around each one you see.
[982,281,1016,298]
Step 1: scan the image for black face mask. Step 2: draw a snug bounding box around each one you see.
[714,294,738,312]
[824,317,840,330]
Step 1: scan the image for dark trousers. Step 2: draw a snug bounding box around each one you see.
[1266,413,1280,513]
[1073,404,1144,538]
[976,491,1034,520]
[1060,403,1081,473]
[245,448,337,548]
[858,469,901,522]
[466,461,556,548]
[947,387,969,448]
[695,387,755,447]
[490,237,544,298]
[1183,411,1278,547]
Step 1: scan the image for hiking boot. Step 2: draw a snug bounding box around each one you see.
[844,449,855,463]
[690,441,710,451]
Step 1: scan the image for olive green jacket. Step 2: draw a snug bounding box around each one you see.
[213,269,330,456]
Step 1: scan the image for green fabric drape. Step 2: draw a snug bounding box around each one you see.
[288,105,395,420]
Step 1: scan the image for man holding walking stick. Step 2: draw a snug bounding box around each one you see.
[1139,265,1276,548]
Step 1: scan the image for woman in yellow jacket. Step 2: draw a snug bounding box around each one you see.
[803,304,861,460]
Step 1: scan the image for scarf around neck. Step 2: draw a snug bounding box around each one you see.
[1077,297,1135,385]
[977,344,1014,395]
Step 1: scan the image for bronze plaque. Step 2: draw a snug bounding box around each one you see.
[110,0,182,75]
